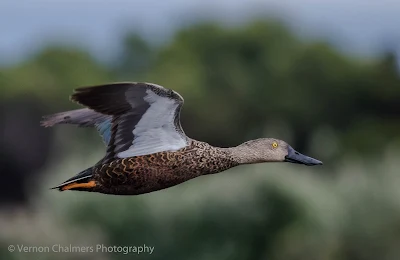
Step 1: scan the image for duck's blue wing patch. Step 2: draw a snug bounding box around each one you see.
[95,118,112,145]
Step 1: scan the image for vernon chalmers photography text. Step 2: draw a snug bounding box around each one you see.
[8,244,155,255]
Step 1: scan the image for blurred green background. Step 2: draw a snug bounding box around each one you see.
[1,1,400,260]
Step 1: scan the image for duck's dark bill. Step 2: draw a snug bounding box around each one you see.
[285,146,323,166]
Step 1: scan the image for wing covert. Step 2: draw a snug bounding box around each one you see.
[71,82,188,162]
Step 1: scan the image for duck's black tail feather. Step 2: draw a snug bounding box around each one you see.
[51,167,96,191]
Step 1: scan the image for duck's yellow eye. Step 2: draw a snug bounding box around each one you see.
[272,142,278,148]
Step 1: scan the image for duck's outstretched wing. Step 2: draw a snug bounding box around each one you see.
[41,108,112,145]
[71,82,188,163]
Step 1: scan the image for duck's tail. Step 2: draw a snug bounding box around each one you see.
[51,167,96,192]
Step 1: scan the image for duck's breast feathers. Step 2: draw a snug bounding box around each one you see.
[71,82,188,162]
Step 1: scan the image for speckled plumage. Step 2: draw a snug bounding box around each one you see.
[89,140,238,195]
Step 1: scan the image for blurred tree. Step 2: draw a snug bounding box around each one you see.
[1,47,111,104]
[113,34,153,80]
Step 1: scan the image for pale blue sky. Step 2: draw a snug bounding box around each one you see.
[1,0,399,64]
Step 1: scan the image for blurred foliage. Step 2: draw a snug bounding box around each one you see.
[1,20,400,260]
[0,47,111,105]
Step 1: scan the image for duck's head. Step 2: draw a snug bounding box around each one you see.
[235,138,323,166]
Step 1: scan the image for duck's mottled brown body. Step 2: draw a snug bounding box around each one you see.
[89,140,238,195]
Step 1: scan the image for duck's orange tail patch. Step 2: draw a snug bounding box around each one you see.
[61,180,96,191]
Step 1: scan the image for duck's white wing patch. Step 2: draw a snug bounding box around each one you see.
[118,89,187,157]
[71,82,188,162]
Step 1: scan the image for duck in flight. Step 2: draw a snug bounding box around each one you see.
[41,82,322,195]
